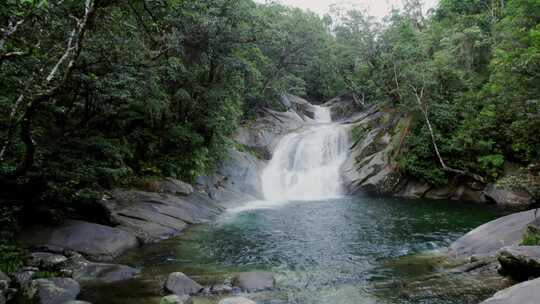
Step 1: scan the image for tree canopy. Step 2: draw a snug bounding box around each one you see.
[0,0,539,216]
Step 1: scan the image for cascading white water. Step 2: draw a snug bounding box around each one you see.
[261,106,348,201]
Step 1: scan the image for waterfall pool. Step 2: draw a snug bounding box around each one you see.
[80,196,508,304]
[80,106,511,303]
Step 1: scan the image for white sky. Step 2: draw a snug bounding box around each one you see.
[254,0,440,18]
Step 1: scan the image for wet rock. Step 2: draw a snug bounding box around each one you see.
[34,278,80,304]
[218,297,256,304]
[21,220,138,261]
[27,252,68,269]
[160,295,192,304]
[234,107,305,160]
[164,272,202,296]
[322,94,363,121]
[450,209,538,257]
[498,246,540,280]
[232,272,275,292]
[480,277,540,304]
[62,301,92,304]
[484,184,533,207]
[65,253,139,283]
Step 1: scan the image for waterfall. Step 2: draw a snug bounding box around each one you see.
[261,106,348,201]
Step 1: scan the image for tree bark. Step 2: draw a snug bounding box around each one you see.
[410,84,486,183]
[10,0,97,177]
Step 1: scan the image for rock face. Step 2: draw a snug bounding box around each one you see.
[498,246,540,280]
[450,209,538,257]
[197,148,266,205]
[165,272,203,296]
[479,277,540,304]
[342,108,418,197]
[484,184,534,207]
[218,297,256,304]
[20,220,138,261]
[338,104,535,205]
[160,295,193,304]
[234,100,305,160]
[322,94,364,122]
[33,278,80,304]
[232,272,275,292]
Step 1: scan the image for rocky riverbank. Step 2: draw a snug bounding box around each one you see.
[3,96,309,304]
[327,94,537,209]
[4,94,539,304]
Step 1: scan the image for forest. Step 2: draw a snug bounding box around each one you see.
[0,0,539,276]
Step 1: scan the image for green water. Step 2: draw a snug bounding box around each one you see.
[80,196,510,304]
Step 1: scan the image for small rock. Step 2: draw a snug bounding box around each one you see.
[34,278,80,304]
[164,272,202,296]
[218,297,256,304]
[160,295,192,304]
[498,246,540,280]
[27,252,68,269]
[232,272,275,292]
[210,284,233,295]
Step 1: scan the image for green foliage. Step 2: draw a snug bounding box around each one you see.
[521,225,540,246]
[0,205,25,273]
[1,0,539,220]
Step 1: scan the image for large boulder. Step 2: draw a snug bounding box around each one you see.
[450,210,538,257]
[498,246,540,280]
[33,278,80,304]
[65,253,139,283]
[102,190,222,244]
[479,277,540,304]
[20,220,138,261]
[164,272,202,296]
[484,184,533,207]
[232,272,275,292]
[218,297,256,304]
